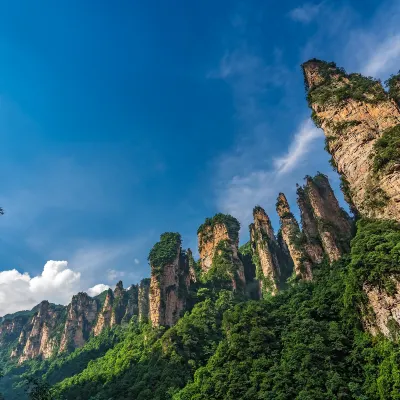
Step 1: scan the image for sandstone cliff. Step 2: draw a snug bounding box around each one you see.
[148,233,189,327]
[93,289,114,336]
[303,59,400,221]
[249,206,280,295]
[276,193,312,280]
[59,293,99,352]
[138,278,151,322]
[387,71,400,106]
[300,174,352,262]
[197,214,246,290]
[15,301,65,363]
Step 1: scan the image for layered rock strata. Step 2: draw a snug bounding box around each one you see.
[59,293,99,352]
[276,193,312,280]
[149,233,189,327]
[138,279,151,322]
[303,59,400,221]
[197,214,246,290]
[249,206,280,295]
[299,174,352,262]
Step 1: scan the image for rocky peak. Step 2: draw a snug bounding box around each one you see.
[17,301,65,364]
[93,289,114,336]
[276,193,312,280]
[303,59,400,222]
[302,59,338,90]
[114,281,124,297]
[187,248,199,283]
[297,186,324,264]
[303,174,352,261]
[197,214,246,290]
[138,278,151,323]
[59,292,98,353]
[387,71,400,106]
[148,233,188,327]
[250,206,281,296]
[122,284,139,324]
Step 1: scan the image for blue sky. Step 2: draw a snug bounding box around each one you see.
[1,0,400,314]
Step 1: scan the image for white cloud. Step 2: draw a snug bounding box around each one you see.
[215,118,328,231]
[134,258,140,265]
[289,2,323,23]
[273,119,323,175]
[0,261,81,316]
[87,283,110,297]
[107,269,125,282]
[361,34,400,77]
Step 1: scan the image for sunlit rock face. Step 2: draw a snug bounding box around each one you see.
[276,193,313,281]
[198,214,246,291]
[303,60,400,222]
[250,206,280,295]
[149,233,189,327]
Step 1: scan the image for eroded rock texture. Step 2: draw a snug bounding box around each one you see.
[138,278,151,323]
[303,59,400,221]
[276,193,312,280]
[59,293,99,353]
[149,233,189,327]
[250,206,280,295]
[363,281,400,339]
[301,174,352,262]
[93,289,114,336]
[16,301,65,363]
[197,214,246,290]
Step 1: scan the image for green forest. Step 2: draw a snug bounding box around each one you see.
[1,218,400,399]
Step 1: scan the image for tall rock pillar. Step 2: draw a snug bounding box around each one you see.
[303,59,400,221]
[249,206,280,296]
[138,278,150,323]
[148,233,188,327]
[276,193,312,280]
[197,214,246,290]
[304,174,352,261]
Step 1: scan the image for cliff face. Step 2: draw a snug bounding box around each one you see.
[93,289,114,336]
[0,280,151,364]
[59,293,99,353]
[250,206,280,295]
[122,284,139,324]
[363,281,400,339]
[276,193,313,280]
[0,316,28,346]
[303,60,400,221]
[387,72,400,107]
[138,278,150,323]
[14,301,65,363]
[197,214,246,290]
[301,174,352,262]
[149,233,189,327]
[297,187,325,264]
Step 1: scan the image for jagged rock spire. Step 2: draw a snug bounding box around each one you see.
[250,206,280,296]
[148,233,188,327]
[197,214,246,290]
[304,174,352,261]
[302,59,400,222]
[276,193,312,281]
[138,278,150,323]
[297,186,325,264]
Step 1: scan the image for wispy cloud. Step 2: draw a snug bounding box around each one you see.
[289,2,324,24]
[274,120,323,175]
[215,118,327,230]
[360,34,400,78]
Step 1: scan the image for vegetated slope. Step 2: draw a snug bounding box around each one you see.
[15,218,396,400]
